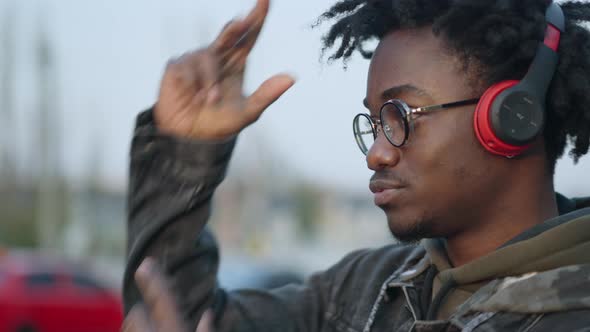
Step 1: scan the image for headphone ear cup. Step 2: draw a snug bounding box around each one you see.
[473,80,532,158]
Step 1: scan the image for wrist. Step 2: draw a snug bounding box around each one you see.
[133,108,237,171]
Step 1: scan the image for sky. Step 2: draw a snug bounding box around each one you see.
[4,0,589,196]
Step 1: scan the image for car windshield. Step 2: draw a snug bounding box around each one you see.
[26,272,57,288]
[72,273,105,291]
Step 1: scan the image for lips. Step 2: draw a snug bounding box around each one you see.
[369,179,405,193]
[369,179,406,206]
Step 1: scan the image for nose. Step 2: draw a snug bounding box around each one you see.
[366,135,401,171]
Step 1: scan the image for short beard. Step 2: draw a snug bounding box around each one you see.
[388,214,436,244]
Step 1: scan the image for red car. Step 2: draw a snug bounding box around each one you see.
[0,250,123,332]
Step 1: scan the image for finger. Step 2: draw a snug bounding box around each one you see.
[220,0,270,75]
[196,310,215,332]
[242,73,295,125]
[237,0,270,52]
[135,258,187,332]
[212,0,270,56]
[211,19,249,53]
[242,0,270,27]
[121,305,154,332]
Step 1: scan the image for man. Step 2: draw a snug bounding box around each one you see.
[122,0,590,331]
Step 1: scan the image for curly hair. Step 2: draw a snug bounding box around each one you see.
[317,0,590,173]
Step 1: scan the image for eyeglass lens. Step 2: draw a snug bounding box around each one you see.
[353,102,407,155]
[381,102,407,147]
[353,114,375,155]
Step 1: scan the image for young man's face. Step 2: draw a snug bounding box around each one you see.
[364,27,508,242]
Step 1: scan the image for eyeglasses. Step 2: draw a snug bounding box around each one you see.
[353,98,480,155]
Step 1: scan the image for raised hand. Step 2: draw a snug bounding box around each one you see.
[154,0,295,140]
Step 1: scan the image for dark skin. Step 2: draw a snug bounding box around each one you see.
[365,26,559,266]
[122,5,560,332]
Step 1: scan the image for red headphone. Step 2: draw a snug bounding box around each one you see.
[473,2,565,158]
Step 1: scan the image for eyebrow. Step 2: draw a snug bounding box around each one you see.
[362,84,433,109]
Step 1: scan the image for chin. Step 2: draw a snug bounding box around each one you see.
[385,209,435,244]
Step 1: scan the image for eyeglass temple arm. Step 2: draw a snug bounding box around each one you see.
[413,98,480,113]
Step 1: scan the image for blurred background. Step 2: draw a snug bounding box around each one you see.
[0,0,588,331]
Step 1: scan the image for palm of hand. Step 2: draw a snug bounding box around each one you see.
[154,0,294,140]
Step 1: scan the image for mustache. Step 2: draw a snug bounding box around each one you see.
[370,172,408,186]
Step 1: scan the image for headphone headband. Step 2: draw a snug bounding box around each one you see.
[517,2,563,106]
[546,1,565,33]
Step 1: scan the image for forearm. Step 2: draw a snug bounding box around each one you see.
[123,109,236,325]
[123,110,336,332]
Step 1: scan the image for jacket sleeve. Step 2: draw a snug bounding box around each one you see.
[122,109,336,332]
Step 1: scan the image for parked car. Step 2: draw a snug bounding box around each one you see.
[0,250,123,332]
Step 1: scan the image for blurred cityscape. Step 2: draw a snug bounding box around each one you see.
[0,4,392,329]
[0,0,391,293]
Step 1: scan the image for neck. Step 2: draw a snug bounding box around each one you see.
[445,174,558,267]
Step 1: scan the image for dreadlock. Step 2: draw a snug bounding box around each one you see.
[317,0,590,173]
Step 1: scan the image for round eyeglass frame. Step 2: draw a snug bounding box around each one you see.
[353,98,480,155]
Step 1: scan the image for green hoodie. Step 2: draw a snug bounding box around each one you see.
[425,195,590,320]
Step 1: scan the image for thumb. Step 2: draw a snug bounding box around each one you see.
[242,73,296,125]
